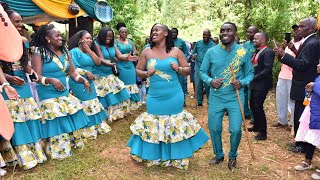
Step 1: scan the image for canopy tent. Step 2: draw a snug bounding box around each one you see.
[22,13,67,25]
[3,0,43,17]
[32,0,86,18]
[75,0,98,20]
[3,0,113,24]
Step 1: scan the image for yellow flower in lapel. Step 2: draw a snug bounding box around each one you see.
[236,48,246,58]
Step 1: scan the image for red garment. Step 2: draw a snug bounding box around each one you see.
[251,45,267,66]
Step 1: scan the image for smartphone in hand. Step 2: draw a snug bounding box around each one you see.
[27,72,38,81]
[285,32,291,43]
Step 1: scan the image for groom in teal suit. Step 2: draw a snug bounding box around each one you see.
[200,22,254,171]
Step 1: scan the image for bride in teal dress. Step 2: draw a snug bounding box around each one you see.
[127,23,209,170]
[68,30,111,139]
[31,24,91,159]
[115,23,140,111]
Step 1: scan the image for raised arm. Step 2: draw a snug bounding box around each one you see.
[88,44,101,65]
[115,45,138,62]
[281,41,320,71]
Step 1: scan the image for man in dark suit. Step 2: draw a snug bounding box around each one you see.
[274,17,320,152]
[247,32,274,140]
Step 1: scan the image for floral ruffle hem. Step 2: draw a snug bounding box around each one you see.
[5,97,42,122]
[39,94,84,121]
[130,110,202,144]
[94,74,127,97]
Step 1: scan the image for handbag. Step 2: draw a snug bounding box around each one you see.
[112,64,119,76]
[105,47,119,76]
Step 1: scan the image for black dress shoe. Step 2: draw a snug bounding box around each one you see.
[198,103,203,106]
[247,127,258,132]
[288,145,304,153]
[228,159,237,171]
[254,133,267,141]
[245,116,251,120]
[209,157,224,165]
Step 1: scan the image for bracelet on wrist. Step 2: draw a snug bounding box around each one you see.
[75,74,81,82]
[0,82,10,92]
[41,77,49,86]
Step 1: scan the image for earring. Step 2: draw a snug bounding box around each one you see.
[48,40,51,44]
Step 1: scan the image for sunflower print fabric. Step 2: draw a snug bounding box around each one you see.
[94,74,127,97]
[130,110,201,144]
[39,94,84,121]
[81,98,105,116]
[5,97,42,122]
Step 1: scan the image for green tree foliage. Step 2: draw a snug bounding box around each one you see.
[97,0,319,85]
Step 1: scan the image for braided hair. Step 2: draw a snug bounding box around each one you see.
[0,5,28,75]
[149,23,174,53]
[30,24,68,63]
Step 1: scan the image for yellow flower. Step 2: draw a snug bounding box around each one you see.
[236,48,246,58]
[147,59,157,69]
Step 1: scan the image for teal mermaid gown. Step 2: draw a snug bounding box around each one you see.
[35,51,90,159]
[1,60,47,169]
[127,57,209,170]
[93,43,131,121]
[69,47,111,138]
[115,39,140,110]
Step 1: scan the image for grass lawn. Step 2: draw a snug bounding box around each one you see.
[4,89,318,179]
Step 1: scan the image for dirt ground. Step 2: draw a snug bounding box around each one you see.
[4,86,318,180]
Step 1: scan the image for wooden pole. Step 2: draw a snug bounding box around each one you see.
[229,65,255,160]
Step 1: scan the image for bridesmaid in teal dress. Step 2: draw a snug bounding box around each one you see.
[128,23,209,170]
[31,24,91,159]
[0,9,47,170]
[95,27,139,122]
[68,30,111,139]
[115,23,140,111]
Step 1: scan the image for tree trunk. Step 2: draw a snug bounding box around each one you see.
[244,0,251,29]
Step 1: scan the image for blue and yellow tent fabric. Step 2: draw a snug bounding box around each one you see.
[32,0,86,18]
[75,0,98,20]
[2,0,108,22]
[2,0,94,18]
[3,0,43,17]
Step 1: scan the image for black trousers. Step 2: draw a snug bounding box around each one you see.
[250,89,269,134]
[303,142,315,160]
[294,100,305,136]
